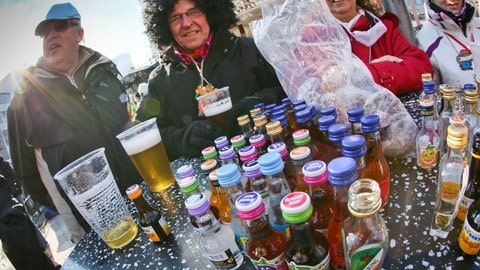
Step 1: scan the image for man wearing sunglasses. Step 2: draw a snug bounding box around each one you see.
[7,2,141,244]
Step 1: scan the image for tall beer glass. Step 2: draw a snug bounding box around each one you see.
[196,86,232,126]
[116,118,175,192]
[54,148,138,249]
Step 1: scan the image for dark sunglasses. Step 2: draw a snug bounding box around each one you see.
[39,20,80,37]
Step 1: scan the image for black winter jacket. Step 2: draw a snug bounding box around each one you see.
[137,30,286,160]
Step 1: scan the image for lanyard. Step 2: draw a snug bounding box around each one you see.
[443,31,471,52]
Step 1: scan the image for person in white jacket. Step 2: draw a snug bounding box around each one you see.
[416,0,480,86]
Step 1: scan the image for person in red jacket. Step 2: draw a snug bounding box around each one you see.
[326,0,433,96]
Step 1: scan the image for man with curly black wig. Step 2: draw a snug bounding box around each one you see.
[137,0,286,160]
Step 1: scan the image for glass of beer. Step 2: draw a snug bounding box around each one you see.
[54,148,138,249]
[196,86,233,126]
[116,118,175,192]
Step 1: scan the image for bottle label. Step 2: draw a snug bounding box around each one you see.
[250,254,289,270]
[350,245,384,270]
[458,219,480,255]
[287,250,330,269]
[204,248,239,269]
[141,216,170,242]
[235,232,249,250]
[457,196,475,221]
[418,143,438,168]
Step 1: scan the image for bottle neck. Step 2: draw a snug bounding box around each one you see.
[132,196,155,212]
[244,213,272,238]
[289,221,317,242]
[195,209,221,235]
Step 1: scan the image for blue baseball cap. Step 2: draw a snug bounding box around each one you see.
[35,2,81,36]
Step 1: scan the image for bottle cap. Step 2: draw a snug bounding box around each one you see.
[303,160,328,185]
[231,134,246,149]
[208,169,218,181]
[243,159,262,178]
[320,106,336,117]
[249,134,266,147]
[295,108,312,124]
[239,145,258,163]
[126,184,142,200]
[273,104,287,113]
[271,114,287,127]
[308,105,318,118]
[421,73,432,82]
[237,114,250,126]
[419,99,434,116]
[464,89,479,103]
[253,115,268,127]
[201,159,218,172]
[422,80,436,94]
[266,121,283,136]
[342,135,367,158]
[347,107,364,123]
[282,97,293,107]
[201,146,218,160]
[258,152,284,175]
[293,100,306,107]
[281,192,313,223]
[176,164,195,179]
[328,123,350,143]
[214,136,229,149]
[236,192,265,220]
[185,193,210,217]
[178,176,200,194]
[217,164,242,187]
[318,115,337,131]
[446,123,469,149]
[250,107,262,118]
[219,145,236,160]
[449,115,466,125]
[290,146,311,160]
[327,157,358,187]
[267,142,288,159]
[463,83,476,90]
[360,114,381,133]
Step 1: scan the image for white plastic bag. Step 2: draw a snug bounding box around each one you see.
[251,0,418,156]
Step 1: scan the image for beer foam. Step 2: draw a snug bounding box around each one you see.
[121,128,161,155]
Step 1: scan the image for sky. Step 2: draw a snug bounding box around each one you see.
[0,0,154,80]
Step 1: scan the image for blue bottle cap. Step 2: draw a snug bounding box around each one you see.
[347,107,364,123]
[360,114,381,133]
[294,104,307,113]
[266,103,276,110]
[296,108,312,124]
[254,102,265,110]
[342,135,367,158]
[217,164,242,187]
[271,114,287,127]
[327,157,358,187]
[328,123,350,143]
[422,80,436,94]
[282,97,292,106]
[318,115,337,131]
[307,105,318,118]
[463,83,476,90]
[293,100,306,107]
[320,106,336,117]
[258,152,284,175]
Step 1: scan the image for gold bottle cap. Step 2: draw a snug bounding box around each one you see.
[449,115,466,125]
[250,108,261,118]
[447,123,468,149]
[438,83,451,95]
[253,115,267,127]
[464,89,479,104]
[442,86,456,101]
[421,73,432,82]
[237,114,250,126]
[266,121,283,136]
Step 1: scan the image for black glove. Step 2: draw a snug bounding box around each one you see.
[178,120,226,157]
[224,96,263,137]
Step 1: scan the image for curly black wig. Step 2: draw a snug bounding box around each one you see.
[143,0,238,50]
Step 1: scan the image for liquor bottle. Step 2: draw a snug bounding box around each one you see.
[249,134,268,156]
[303,160,332,238]
[296,107,322,143]
[200,158,219,178]
[286,105,301,135]
[361,114,391,208]
[458,198,480,255]
[347,107,364,135]
[208,169,231,224]
[327,157,358,270]
[202,160,222,212]
[230,134,246,155]
[243,158,270,215]
[185,193,244,269]
[437,83,451,115]
[253,114,268,139]
[202,145,219,162]
[416,99,440,169]
[267,142,297,191]
[237,114,255,142]
[238,145,258,166]
[430,123,469,238]
[126,184,171,243]
[281,192,331,269]
[258,152,292,237]
[419,79,440,121]
[342,179,389,269]
[217,164,250,249]
[342,134,368,176]
[214,135,230,150]
[438,86,458,157]
[463,89,479,163]
[266,120,289,148]
[328,123,350,154]
[236,192,289,269]
[457,131,480,221]
[178,175,216,226]
[219,145,242,173]
[292,129,322,161]
[317,114,341,164]
[289,146,313,193]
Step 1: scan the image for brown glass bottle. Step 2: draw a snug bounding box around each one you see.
[208,170,231,224]
[457,132,480,221]
[126,184,171,243]
[459,197,480,255]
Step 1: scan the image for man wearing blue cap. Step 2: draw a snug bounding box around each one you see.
[7,2,142,243]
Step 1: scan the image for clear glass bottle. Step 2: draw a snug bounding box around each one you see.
[185,193,244,269]
[360,114,391,208]
[438,86,458,157]
[219,145,242,173]
[217,164,250,249]
[342,179,389,269]
[347,107,365,135]
[303,160,332,238]
[419,79,440,121]
[457,131,480,221]
[267,142,297,191]
[258,152,292,237]
[430,123,469,238]
[126,184,171,243]
[463,89,479,163]
[178,175,215,227]
[236,192,289,269]
[242,158,270,215]
[281,192,331,269]
[208,169,232,224]
[249,134,268,156]
[327,157,358,270]
[416,99,441,169]
[289,146,313,193]
[238,145,258,167]
[237,114,255,142]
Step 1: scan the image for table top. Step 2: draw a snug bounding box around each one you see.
[61,92,480,269]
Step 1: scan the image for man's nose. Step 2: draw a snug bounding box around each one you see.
[181,13,193,26]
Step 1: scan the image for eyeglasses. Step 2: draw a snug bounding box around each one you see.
[39,20,80,37]
[168,8,203,26]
